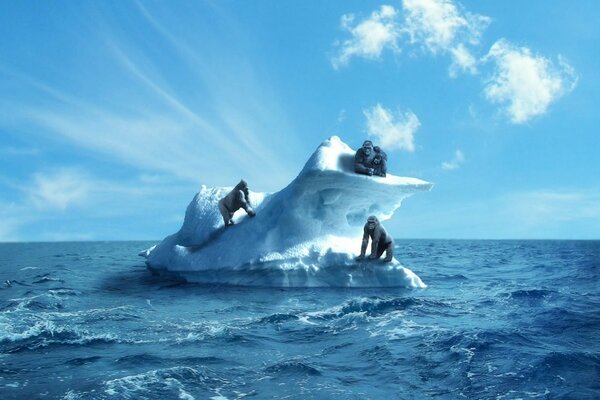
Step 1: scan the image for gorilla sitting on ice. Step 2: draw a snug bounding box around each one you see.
[371,154,387,177]
[355,215,394,262]
[354,141,388,177]
[354,140,375,175]
[218,179,256,227]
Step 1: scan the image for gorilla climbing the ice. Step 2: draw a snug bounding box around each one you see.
[218,179,256,227]
[355,215,394,262]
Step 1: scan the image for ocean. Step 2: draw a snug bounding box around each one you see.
[0,240,598,399]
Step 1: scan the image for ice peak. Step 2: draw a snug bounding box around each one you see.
[300,136,355,175]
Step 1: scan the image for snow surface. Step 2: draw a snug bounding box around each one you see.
[142,136,432,287]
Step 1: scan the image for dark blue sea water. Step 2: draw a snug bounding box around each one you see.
[0,240,598,399]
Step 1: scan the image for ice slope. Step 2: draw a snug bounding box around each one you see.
[142,136,432,287]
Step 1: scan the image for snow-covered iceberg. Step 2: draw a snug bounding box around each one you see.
[141,136,432,287]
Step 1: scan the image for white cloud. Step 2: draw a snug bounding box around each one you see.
[402,0,490,76]
[483,39,578,124]
[402,0,489,52]
[441,149,465,170]
[364,104,420,152]
[332,0,490,75]
[449,43,478,77]
[28,169,92,210]
[332,5,401,69]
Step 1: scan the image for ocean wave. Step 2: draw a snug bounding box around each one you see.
[2,293,65,312]
[304,296,451,321]
[243,296,456,341]
[2,279,29,288]
[534,307,600,334]
[425,328,545,368]
[0,316,119,352]
[264,360,321,377]
[32,273,65,284]
[65,356,103,366]
[154,320,235,345]
[536,351,600,372]
[368,319,445,341]
[258,313,300,324]
[506,289,555,300]
[98,366,236,400]
[115,354,224,367]
[0,304,144,352]
[105,366,203,395]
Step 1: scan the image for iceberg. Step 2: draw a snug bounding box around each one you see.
[141,136,432,288]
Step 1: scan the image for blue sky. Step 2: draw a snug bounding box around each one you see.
[1,0,598,241]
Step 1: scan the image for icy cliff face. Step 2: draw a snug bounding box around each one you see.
[143,136,432,287]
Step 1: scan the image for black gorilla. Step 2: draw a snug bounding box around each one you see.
[218,179,256,227]
[355,215,394,262]
[371,154,387,177]
[372,146,387,177]
[354,140,375,176]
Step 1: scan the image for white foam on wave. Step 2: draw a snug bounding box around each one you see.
[0,314,119,347]
[142,136,431,288]
[104,366,201,399]
[0,302,140,348]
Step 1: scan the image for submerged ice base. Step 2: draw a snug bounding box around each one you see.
[141,136,432,288]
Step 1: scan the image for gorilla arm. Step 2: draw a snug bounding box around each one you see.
[237,190,256,217]
[356,225,370,260]
[369,225,382,259]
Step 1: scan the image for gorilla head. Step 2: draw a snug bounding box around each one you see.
[367,215,379,231]
[362,140,374,156]
[372,154,383,166]
[235,179,250,197]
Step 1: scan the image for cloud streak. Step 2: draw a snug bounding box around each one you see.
[0,166,195,241]
[504,190,600,225]
[0,2,301,192]
[28,169,92,210]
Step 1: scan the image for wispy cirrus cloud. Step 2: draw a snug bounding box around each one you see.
[364,103,420,152]
[499,190,600,237]
[0,166,194,241]
[0,203,29,242]
[28,169,92,210]
[441,149,465,170]
[0,2,300,192]
[483,39,578,124]
[0,146,40,156]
